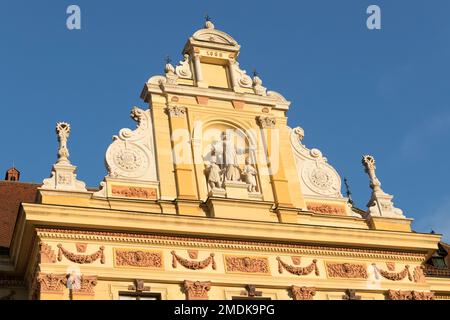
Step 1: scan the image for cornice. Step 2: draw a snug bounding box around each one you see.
[35,228,426,263]
[141,83,290,110]
[18,203,441,251]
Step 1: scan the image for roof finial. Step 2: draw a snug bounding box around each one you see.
[41,122,87,191]
[204,13,215,29]
[56,122,71,165]
[252,68,258,77]
[344,178,354,205]
[164,55,175,75]
[361,155,405,218]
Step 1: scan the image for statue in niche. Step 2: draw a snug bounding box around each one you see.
[207,156,224,190]
[242,157,258,192]
[211,132,243,182]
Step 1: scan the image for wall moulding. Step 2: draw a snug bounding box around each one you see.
[35,228,427,263]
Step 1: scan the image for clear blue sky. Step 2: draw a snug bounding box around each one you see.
[1,1,449,240]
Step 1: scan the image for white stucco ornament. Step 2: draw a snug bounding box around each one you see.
[289,126,342,198]
[104,107,157,181]
[175,54,193,79]
[41,122,87,192]
[362,155,405,218]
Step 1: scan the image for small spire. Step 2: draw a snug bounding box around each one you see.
[165,55,172,65]
[344,177,354,205]
[252,69,258,77]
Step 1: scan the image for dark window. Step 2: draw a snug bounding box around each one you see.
[118,291,161,300]
[431,257,447,269]
[232,297,271,300]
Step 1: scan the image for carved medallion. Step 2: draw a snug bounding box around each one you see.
[183,280,211,300]
[326,262,368,279]
[291,256,302,265]
[290,286,316,300]
[107,143,150,178]
[224,256,270,274]
[302,164,340,197]
[114,249,163,268]
[57,244,105,264]
[277,257,319,276]
[386,262,396,271]
[171,251,216,270]
[76,243,88,253]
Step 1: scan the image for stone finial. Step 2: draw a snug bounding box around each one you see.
[361,155,404,218]
[204,14,215,29]
[41,122,87,192]
[164,56,178,84]
[56,122,71,164]
[252,73,267,96]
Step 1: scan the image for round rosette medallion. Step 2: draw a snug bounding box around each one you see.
[302,163,340,197]
[106,143,149,178]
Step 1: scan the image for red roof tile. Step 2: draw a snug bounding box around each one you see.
[0,181,39,248]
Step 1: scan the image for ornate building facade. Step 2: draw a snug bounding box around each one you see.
[1,20,449,300]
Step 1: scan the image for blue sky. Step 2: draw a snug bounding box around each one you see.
[1,1,449,240]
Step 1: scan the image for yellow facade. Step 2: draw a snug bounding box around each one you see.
[1,19,449,301]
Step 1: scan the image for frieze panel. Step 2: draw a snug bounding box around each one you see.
[306,202,346,216]
[114,249,163,269]
[224,255,270,274]
[326,262,368,279]
[111,185,157,200]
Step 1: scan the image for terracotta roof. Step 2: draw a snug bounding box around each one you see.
[0,181,39,248]
[424,265,450,278]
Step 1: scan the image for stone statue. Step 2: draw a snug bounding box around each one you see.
[56,122,71,164]
[211,132,242,182]
[242,157,257,192]
[207,156,224,190]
